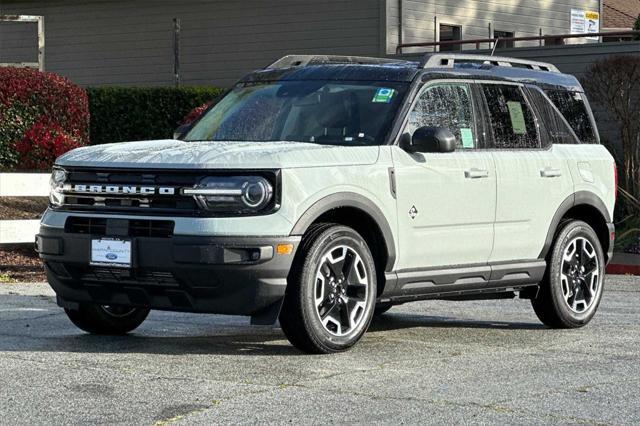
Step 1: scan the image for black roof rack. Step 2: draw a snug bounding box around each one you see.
[267,54,413,69]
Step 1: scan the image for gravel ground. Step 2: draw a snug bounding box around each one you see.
[0,275,638,425]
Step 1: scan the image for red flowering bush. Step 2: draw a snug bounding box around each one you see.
[0,67,89,171]
[15,119,83,170]
[181,102,211,125]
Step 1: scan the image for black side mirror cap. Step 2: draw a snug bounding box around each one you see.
[173,124,191,140]
[400,126,456,153]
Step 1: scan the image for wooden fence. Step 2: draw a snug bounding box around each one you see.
[0,173,49,245]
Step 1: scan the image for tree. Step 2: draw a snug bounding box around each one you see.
[582,56,640,213]
[635,14,640,40]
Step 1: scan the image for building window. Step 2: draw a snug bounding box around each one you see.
[493,30,515,48]
[439,24,462,51]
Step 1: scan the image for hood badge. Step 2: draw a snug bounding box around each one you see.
[409,205,418,219]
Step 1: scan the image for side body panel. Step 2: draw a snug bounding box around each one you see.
[391,146,496,270]
[490,146,575,263]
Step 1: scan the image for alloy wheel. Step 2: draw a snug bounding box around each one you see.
[560,237,600,313]
[314,245,369,336]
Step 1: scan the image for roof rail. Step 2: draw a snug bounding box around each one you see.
[267,54,408,69]
[421,54,560,73]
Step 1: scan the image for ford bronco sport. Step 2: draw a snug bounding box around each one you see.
[37,54,616,353]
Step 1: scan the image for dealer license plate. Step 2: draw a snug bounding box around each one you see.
[90,238,132,268]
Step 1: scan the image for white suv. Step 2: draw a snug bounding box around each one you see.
[37,54,617,353]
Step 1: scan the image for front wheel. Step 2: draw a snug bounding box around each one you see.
[279,224,377,354]
[65,303,150,335]
[531,220,605,328]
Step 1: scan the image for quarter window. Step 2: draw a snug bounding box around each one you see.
[482,84,539,149]
[545,90,597,144]
[407,83,477,149]
[527,87,579,145]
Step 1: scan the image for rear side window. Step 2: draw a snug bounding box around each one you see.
[545,90,597,144]
[526,87,579,146]
[406,83,477,149]
[481,84,539,149]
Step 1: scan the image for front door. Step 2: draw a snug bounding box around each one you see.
[392,82,496,272]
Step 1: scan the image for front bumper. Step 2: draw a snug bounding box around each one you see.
[36,225,300,323]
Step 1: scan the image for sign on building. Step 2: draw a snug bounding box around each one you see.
[571,9,600,41]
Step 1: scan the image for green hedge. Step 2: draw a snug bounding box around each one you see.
[87,86,224,145]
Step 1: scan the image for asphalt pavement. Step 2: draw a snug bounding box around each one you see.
[0,275,639,425]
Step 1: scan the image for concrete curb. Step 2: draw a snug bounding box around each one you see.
[607,253,640,276]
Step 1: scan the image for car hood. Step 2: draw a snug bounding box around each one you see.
[55,140,379,169]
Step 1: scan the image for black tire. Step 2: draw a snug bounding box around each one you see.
[373,303,393,316]
[65,303,150,335]
[531,220,605,328]
[279,223,377,354]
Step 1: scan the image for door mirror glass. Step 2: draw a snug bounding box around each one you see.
[401,126,456,153]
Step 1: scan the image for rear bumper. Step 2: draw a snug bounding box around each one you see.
[36,226,300,321]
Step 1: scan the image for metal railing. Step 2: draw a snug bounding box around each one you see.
[396,30,640,55]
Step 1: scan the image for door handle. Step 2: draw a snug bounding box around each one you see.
[464,168,489,179]
[540,167,562,178]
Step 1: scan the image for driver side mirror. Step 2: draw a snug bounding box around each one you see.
[400,126,456,153]
[173,124,191,140]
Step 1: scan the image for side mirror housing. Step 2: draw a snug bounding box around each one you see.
[400,126,456,153]
[173,124,191,140]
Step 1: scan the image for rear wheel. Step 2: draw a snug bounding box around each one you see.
[279,224,377,354]
[65,303,150,335]
[531,220,605,328]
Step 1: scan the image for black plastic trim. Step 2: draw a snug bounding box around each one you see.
[538,191,611,260]
[381,259,546,302]
[290,192,396,271]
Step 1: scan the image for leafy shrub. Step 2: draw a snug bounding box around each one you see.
[0,67,89,171]
[87,87,223,145]
[181,102,211,125]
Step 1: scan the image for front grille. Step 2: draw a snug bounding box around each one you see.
[59,169,202,215]
[66,217,174,238]
[65,217,107,235]
[80,267,179,286]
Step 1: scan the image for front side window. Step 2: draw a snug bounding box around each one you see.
[482,84,539,149]
[184,80,408,146]
[406,83,477,149]
[545,90,597,144]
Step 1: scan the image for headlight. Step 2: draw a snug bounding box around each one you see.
[49,168,67,207]
[184,175,275,214]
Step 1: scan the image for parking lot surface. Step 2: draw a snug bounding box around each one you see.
[0,275,639,425]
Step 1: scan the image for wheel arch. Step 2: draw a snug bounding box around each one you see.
[290,192,396,294]
[539,191,613,262]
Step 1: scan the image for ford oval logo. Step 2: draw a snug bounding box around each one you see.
[106,253,118,260]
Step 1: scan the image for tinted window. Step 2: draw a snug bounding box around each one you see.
[545,90,597,144]
[482,84,539,149]
[407,83,477,149]
[527,87,579,145]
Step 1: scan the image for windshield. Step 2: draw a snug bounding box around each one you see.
[184,80,408,146]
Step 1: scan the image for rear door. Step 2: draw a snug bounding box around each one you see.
[480,82,574,263]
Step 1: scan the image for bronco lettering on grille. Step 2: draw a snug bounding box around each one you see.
[67,184,176,195]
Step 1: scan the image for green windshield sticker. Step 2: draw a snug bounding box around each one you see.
[372,88,395,103]
[460,128,474,148]
[507,101,527,135]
